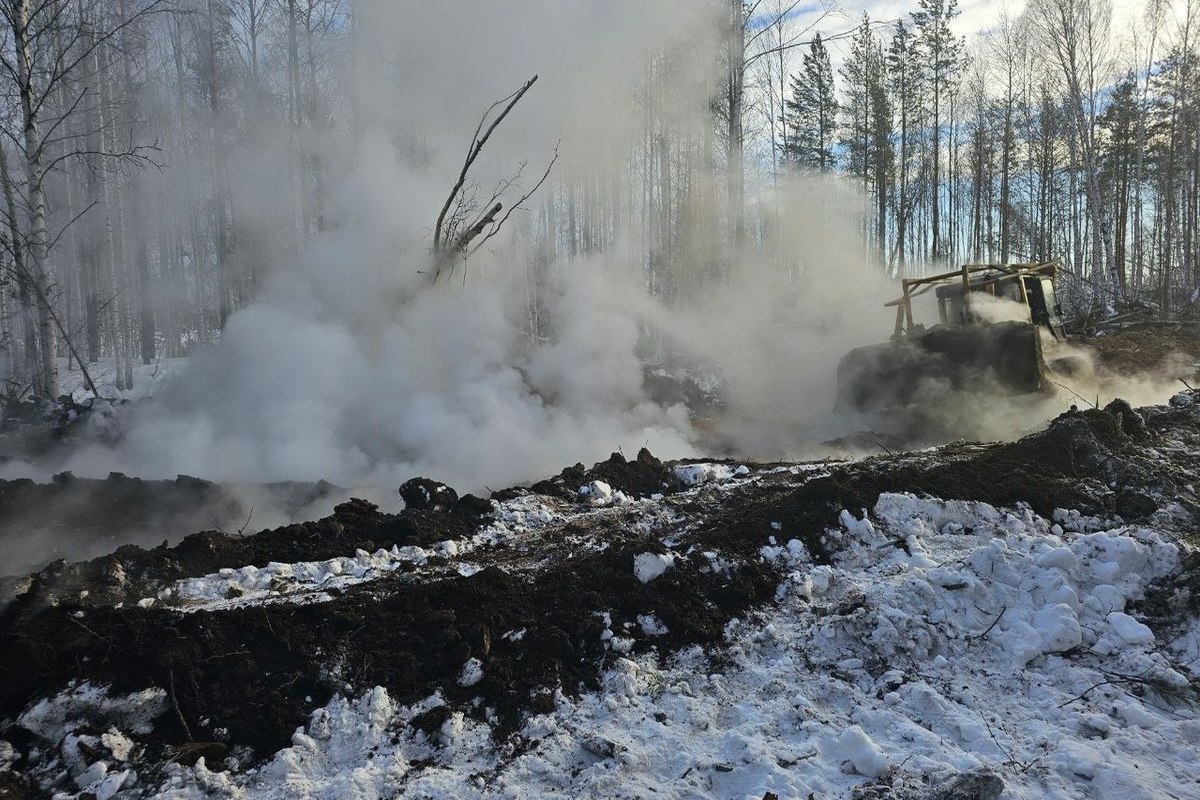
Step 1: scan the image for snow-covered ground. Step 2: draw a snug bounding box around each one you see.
[20,469,1199,800]
[57,355,188,403]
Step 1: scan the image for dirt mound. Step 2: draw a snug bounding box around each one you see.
[5,489,493,610]
[0,525,778,762]
[695,399,1194,570]
[520,447,679,500]
[1089,323,1200,376]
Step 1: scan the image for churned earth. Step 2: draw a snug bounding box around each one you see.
[1,392,1199,799]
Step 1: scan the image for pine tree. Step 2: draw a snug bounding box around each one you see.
[783,33,838,171]
[841,14,893,261]
[887,20,923,270]
[841,15,874,182]
[911,0,963,260]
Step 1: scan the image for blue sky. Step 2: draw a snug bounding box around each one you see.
[765,0,1149,62]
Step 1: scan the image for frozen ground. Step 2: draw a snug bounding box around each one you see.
[145,493,1197,800]
[2,397,1199,799]
[55,356,189,404]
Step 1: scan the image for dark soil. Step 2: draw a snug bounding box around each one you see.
[1089,322,1200,376]
[519,447,680,500]
[694,400,1200,566]
[0,472,342,579]
[1,399,1197,792]
[0,519,777,763]
[5,491,493,610]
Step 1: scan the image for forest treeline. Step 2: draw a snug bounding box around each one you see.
[0,0,1197,399]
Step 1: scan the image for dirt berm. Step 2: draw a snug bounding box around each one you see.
[0,400,1197,788]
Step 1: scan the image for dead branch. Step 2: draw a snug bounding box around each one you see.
[168,668,195,742]
[434,75,538,248]
[430,75,556,284]
[968,605,1007,641]
[466,142,559,258]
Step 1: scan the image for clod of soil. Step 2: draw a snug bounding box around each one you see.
[399,477,459,510]
[520,447,679,500]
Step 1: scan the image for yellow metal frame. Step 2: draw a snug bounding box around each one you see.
[886,261,1060,336]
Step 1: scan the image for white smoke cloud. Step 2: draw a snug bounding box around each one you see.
[4,1,896,496]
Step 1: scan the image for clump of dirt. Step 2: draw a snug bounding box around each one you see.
[1103,398,1148,437]
[519,447,679,500]
[1003,407,1130,476]
[399,477,459,510]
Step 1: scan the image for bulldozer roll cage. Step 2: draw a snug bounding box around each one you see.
[886,261,1061,338]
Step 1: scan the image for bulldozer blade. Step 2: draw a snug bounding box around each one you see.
[835,320,1049,413]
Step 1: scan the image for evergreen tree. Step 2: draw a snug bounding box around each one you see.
[1099,73,1139,292]
[783,33,838,171]
[841,15,875,182]
[887,20,923,269]
[841,14,894,260]
[911,0,963,260]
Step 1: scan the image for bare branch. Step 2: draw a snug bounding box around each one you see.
[467,141,559,257]
[433,74,538,249]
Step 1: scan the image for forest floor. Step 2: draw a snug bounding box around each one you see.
[1088,321,1200,378]
[1,327,1199,799]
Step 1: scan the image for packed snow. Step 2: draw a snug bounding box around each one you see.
[150,493,571,612]
[59,488,1192,800]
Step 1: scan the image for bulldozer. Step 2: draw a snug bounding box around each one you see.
[836,261,1071,413]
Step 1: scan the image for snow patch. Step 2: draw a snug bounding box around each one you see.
[457,658,484,688]
[633,552,674,583]
[673,463,734,487]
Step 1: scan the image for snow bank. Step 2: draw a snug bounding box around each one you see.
[147,491,1200,800]
[154,493,567,612]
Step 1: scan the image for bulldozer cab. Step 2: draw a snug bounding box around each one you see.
[894,262,1065,340]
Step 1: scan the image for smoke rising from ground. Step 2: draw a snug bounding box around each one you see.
[54,177,892,493]
[7,0,1192,510]
[2,1,897,495]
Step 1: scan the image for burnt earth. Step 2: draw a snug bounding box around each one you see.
[1,399,1197,788]
[0,530,777,761]
[520,447,679,501]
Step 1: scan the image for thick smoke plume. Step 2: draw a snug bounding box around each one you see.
[7,0,1186,512]
[5,1,898,496]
